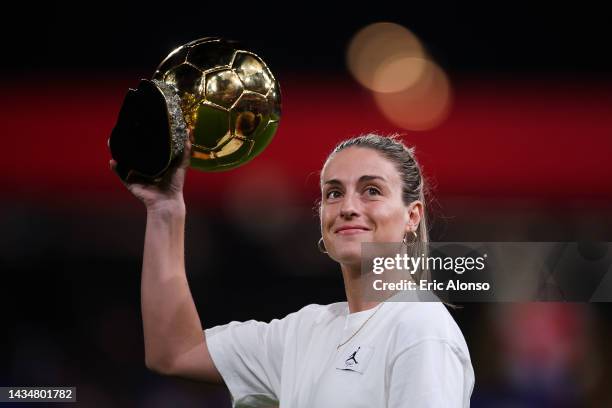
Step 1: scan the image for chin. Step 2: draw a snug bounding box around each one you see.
[330,244,363,266]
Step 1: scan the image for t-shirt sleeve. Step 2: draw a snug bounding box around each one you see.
[387,339,475,408]
[204,313,296,407]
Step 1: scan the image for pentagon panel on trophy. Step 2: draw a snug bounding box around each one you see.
[108,37,281,182]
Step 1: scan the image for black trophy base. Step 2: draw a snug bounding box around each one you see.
[108,79,174,182]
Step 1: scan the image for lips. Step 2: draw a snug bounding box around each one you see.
[334,225,371,234]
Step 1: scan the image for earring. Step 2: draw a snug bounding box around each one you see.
[317,237,328,254]
[403,230,418,246]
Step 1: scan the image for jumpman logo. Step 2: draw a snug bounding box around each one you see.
[345,347,361,367]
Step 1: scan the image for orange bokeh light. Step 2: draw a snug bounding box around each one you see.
[372,58,452,131]
[347,22,425,93]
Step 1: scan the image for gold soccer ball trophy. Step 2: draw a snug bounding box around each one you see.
[109,37,281,182]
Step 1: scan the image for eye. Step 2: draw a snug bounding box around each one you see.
[325,190,342,199]
[365,186,381,196]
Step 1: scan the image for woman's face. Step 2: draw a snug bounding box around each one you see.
[320,147,419,267]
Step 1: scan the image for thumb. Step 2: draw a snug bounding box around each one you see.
[179,135,193,169]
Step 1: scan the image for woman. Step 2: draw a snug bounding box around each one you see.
[111,133,475,407]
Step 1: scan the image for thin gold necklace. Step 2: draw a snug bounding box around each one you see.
[337,303,384,350]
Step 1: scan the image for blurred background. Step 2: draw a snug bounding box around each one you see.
[1,2,612,407]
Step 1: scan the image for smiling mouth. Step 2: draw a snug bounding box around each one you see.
[335,228,370,235]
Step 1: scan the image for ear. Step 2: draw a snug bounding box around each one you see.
[404,201,423,232]
[317,199,324,231]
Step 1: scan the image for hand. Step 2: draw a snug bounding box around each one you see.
[110,136,192,212]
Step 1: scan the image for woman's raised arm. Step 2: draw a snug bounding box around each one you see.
[110,138,223,383]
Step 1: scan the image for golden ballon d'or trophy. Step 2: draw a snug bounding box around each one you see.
[108,37,281,182]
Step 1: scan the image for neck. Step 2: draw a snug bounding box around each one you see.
[340,262,381,313]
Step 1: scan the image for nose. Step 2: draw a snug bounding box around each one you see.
[339,191,360,219]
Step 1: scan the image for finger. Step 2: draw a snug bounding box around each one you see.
[109,160,133,190]
[125,170,155,185]
[110,160,125,182]
[179,138,192,169]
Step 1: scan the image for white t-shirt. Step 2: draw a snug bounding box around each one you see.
[204,295,475,407]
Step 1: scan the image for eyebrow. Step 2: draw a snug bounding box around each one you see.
[323,175,387,186]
